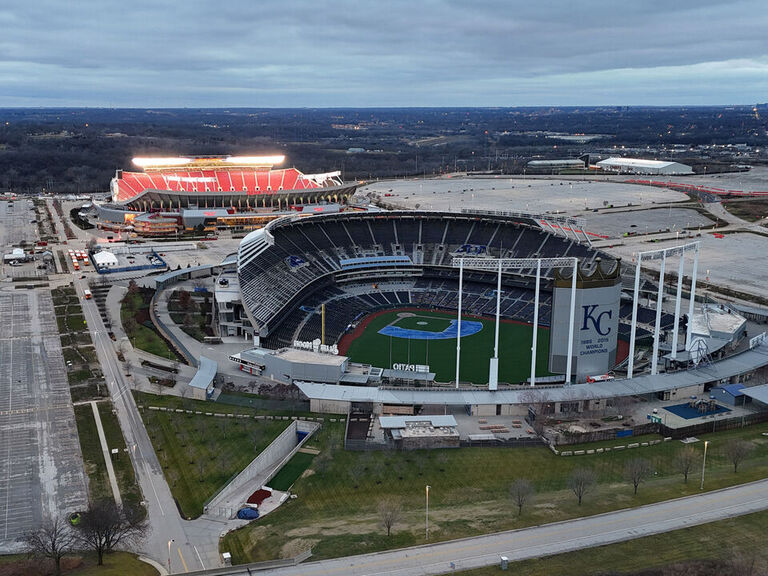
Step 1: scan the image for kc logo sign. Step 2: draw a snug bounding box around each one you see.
[581,305,612,336]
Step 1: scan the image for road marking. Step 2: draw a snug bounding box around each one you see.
[193,545,205,570]
[177,547,189,572]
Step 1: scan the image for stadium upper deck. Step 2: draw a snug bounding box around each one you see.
[110,155,357,209]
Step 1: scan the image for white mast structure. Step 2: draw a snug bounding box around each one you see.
[627,241,699,378]
[452,256,579,389]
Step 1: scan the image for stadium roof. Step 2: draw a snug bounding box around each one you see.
[595,157,693,174]
[742,384,768,404]
[296,341,768,406]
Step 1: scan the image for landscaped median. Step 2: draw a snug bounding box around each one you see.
[120,285,181,361]
[220,419,768,565]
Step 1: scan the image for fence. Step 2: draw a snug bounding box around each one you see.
[186,549,312,575]
[659,410,768,439]
[216,393,310,413]
[551,423,659,446]
[551,410,768,447]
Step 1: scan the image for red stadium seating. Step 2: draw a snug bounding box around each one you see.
[114,168,326,202]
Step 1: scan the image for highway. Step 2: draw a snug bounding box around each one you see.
[194,478,768,576]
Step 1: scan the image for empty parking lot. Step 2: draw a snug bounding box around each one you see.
[0,290,87,552]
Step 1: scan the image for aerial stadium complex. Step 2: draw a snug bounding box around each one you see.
[87,155,359,236]
[226,207,768,422]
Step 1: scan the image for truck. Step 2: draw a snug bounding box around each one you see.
[83,289,92,300]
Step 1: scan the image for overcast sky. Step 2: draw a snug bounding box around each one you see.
[1,0,766,107]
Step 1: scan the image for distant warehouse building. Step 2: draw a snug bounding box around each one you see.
[596,157,693,175]
[527,155,589,173]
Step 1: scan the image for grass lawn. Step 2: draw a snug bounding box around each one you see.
[455,509,768,576]
[221,419,768,564]
[722,198,768,222]
[98,402,143,511]
[121,290,181,361]
[0,551,159,576]
[74,404,112,504]
[138,399,289,519]
[344,309,551,384]
[268,451,315,491]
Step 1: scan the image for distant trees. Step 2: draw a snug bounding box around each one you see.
[19,518,76,576]
[509,479,535,516]
[378,497,402,537]
[568,468,596,506]
[624,458,653,495]
[724,440,753,473]
[74,500,147,565]
[675,447,698,484]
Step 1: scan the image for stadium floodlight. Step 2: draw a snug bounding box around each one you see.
[132,157,192,168]
[224,155,285,166]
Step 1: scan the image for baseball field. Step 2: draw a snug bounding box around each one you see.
[341,308,552,384]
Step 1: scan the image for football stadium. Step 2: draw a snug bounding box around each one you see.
[86,155,359,236]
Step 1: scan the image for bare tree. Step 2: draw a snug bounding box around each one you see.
[19,518,76,576]
[724,440,753,473]
[675,446,698,483]
[568,467,596,506]
[509,479,535,516]
[624,458,653,495]
[74,500,147,565]
[378,497,402,537]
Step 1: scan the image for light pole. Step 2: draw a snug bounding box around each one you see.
[425,485,431,540]
[700,441,709,490]
[168,539,175,574]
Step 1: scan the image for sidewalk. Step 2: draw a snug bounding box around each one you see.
[90,401,123,507]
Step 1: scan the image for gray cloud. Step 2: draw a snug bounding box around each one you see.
[0,0,765,106]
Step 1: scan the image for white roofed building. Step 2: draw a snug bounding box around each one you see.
[596,158,693,175]
[92,250,118,269]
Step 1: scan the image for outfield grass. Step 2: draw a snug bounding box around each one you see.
[98,402,143,511]
[268,451,315,491]
[221,419,768,564]
[456,509,768,576]
[138,400,289,518]
[74,404,112,504]
[344,309,551,384]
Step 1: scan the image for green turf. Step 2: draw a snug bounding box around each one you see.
[344,309,552,384]
[74,404,112,504]
[268,451,315,491]
[98,402,143,511]
[138,401,289,518]
[221,419,768,564]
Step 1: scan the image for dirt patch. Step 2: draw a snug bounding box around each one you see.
[281,538,319,559]
[286,517,381,538]
[300,468,316,479]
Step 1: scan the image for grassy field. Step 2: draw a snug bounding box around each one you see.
[0,551,158,576]
[137,394,290,518]
[344,309,551,384]
[268,451,315,491]
[722,198,768,222]
[455,509,768,576]
[98,402,143,510]
[121,289,181,361]
[74,404,112,503]
[221,419,768,564]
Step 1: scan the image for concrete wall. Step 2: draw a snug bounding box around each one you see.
[205,419,320,518]
[310,398,350,414]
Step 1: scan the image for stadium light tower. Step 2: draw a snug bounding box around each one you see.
[453,256,579,387]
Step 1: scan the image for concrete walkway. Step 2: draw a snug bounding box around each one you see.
[90,400,123,507]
